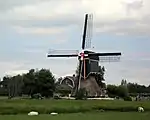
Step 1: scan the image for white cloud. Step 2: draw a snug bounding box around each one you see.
[12,25,69,44]
[0,53,150,85]
[1,0,149,36]
[13,26,67,35]
[0,0,49,11]
[0,61,26,77]
[122,0,143,14]
[15,58,78,79]
[1,59,77,80]
[0,0,150,85]
[5,70,29,76]
[102,59,150,85]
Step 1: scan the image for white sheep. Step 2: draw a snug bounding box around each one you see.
[138,107,144,112]
[50,112,58,115]
[28,111,39,116]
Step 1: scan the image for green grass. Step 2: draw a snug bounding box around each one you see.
[0,99,150,114]
[0,112,150,120]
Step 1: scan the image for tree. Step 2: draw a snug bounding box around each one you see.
[117,85,128,98]
[36,69,56,97]
[2,76,14,98]
[55,77,63,86]
[1,68,56,99]
[107,85,118,97]
[96,66,106,88]
[22,69,36,96]
[22,68,56,98]
[0,76,10,96]
[75,63,80,75]
[2,74,24,98]
[107,84,129,99]
[75,88,87,100]
[55,84,72,96]
[121,79,127,86]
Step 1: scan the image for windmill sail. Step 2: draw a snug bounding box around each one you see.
[81,14,93,50]
[88,52,121,62]
[47,49,79,57]
[85,14,93,49]
[81,14,88,50]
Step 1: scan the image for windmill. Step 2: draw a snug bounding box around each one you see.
[47,14,121,97]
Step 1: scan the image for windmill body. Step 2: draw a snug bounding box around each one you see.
[78,50,99,78]
[47,14,121,97]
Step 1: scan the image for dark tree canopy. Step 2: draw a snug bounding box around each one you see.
[0,68,56,98]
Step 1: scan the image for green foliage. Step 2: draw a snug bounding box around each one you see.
[107,85,118,97]
[1,75,24,98]
[75,88,87,100]
[116,85,128,98]
[127,82,150,93]
[107,85,129,99]
[23,69,56,98]
[107,83,134,101]
[31,93,43,99]
[121,79,127,86]
[98,66,105,81]
[0,87,8,96]
[107,81,150,100]
[1,68,56,98]
[123,96,132,101]
[55,84,72,96]
[1,66,150,101]
[75,63,80,75]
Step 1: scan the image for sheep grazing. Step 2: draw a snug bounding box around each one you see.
[28,111,39,116]
[50,112,58,115]
[138,107,144,112]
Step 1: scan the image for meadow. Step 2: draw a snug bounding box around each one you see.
[0,112,149,120]
[0,99,150,114]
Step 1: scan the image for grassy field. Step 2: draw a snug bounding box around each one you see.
[0,99,149,114]
[0,112,149,120]
[0,99,150,120]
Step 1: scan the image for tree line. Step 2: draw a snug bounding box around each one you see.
[0,69,55,98]
[0,68,150,99]
[107,79,150,100]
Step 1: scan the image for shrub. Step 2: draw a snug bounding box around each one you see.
[123,96,132,101]
[75,88,87,100]
[31,93,43,99]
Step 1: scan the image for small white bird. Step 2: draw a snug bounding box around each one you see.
[50,112,58,115]
[28,111,39,116]
[138,107,144,112]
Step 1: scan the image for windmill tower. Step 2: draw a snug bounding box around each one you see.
[47,14,121,97]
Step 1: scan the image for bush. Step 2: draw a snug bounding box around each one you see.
[75,88,87,100]
[31,93,43,99]
[53,94,61,100]
[123,96,132,101]
[107,85,129,99]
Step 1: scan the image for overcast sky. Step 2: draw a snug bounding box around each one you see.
[0,0,150,85]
